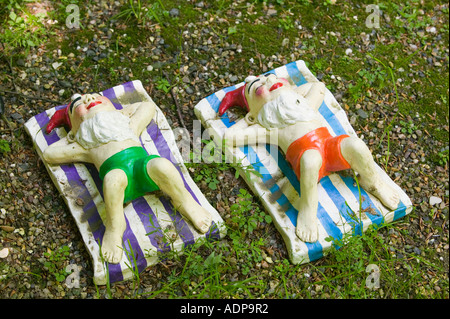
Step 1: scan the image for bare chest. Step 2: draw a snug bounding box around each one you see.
[276,120,323,153]
[89,139,143,170]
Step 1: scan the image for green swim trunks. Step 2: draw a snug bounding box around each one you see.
[99,146,161,203]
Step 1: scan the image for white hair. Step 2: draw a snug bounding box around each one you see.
[257,90,321,129]
[75,111,139,149]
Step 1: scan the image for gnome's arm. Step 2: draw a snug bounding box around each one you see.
[122,100,156,137]
[294,82,326,111]
[43,138,91,165]
[223,119,277,147]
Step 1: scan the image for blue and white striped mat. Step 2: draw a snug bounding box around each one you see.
[25,80,226,285]
[194,60,412,264]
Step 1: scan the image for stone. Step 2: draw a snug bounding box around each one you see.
[86,49,96,57]
[52,62,63,70]
[267,9,277,16]
[429,196,442,206]
[1,225,15,232]
[16,58,25,67]
[0,247,9,258]
[357,109,368,119]
[169,8,179,17]
[59,80,72,88]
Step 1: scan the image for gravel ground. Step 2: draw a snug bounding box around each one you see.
[0,0,448,299]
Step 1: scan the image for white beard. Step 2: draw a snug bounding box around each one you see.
[75,111,139,149]
[257,90,321,129]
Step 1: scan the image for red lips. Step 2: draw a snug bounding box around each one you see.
[269,82,284,91]
[87,100,102,109]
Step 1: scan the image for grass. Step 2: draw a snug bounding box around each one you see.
[94,207,448,299]
[88,177,443,299]
[0,139,11,153]
[112,0,168,26]
[86,187,274,298]
[0,0,448,299]
[0,1,48,54]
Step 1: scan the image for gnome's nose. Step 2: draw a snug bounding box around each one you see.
[84,94,96,103]
[265,74,277,85]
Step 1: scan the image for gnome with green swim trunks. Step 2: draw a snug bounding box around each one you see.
[44,93,212,264]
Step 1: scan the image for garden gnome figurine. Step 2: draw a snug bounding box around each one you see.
[220,74,400,243]
[44,93,212,264]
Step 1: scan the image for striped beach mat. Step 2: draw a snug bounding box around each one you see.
[194,60,412,265]
[25,80,226,285]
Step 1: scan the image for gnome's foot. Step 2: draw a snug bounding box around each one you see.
[360,176,400,211]
[101,228,124,264]
[177,199,212,234]
[296,198,319,243]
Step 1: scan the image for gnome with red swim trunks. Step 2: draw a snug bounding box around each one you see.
[44,93,212,264]
[219,74,399,242]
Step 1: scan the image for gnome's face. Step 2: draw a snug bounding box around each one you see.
[244,74,292,118]
[46,93,117,135]
[68,94,115,134]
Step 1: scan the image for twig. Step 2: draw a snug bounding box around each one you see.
[163,71,187,132]
[0,95,13,137]
[0,114,13,131]
[1,54,19,92]
[0,89,60,104]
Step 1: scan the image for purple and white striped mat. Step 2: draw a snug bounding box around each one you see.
[25,80,226,285]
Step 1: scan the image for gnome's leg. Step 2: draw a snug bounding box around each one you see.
[340,137,399,210]
[102,169,128,264]
[146,157,212,233]
[295,149,321,243]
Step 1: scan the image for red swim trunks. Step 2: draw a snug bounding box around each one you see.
[285,127,351,182]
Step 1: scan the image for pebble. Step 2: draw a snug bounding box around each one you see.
[86,49,96,57]
[429,196,442,206]
[357,109,368,119]
[185,87,194,94]
[52,62,63,70]
[0,226,15,232]
[169,8,180,17]
[0,247,9,258]
[59,80,72,88]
